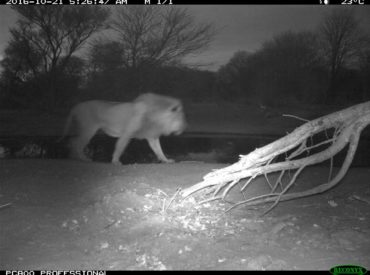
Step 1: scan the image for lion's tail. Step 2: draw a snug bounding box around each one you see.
[56,109,74,143]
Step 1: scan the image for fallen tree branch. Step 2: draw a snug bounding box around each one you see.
[181,101,370,213]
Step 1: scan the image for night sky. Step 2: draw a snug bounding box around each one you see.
[0,5,369,71]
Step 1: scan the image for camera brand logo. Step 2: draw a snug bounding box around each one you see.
[330,265,367,275]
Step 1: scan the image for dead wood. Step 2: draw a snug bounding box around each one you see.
[181,101,370,214]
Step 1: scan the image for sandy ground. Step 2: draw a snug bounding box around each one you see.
[1,159,369,270]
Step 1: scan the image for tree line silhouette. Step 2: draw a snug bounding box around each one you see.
[0,7,369,112]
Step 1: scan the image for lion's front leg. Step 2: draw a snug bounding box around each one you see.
[147,138,174,163]
[111,107,146,165]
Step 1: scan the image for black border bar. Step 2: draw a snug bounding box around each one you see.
[0,0,367,5]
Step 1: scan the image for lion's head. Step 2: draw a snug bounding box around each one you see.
[134,93,187,138]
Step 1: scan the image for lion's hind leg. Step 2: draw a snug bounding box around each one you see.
[69,126,98,162]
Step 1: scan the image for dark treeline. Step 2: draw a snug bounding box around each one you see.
[218,9,370,107]
[0,7,369,112]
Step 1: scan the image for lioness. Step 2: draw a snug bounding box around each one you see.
[60,93,186,164]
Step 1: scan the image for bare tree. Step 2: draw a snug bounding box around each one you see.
[88,41,125,73]
[1,6,110,110]
[87,6,214,94]
[109,6,215,70]
[319,9,367,102]
[358,39,370,101]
